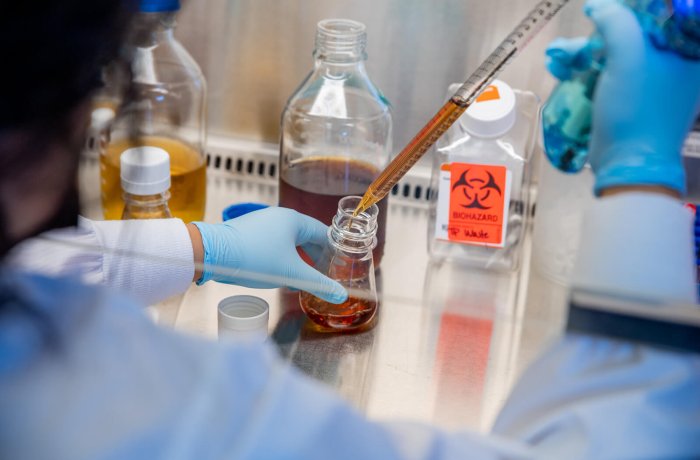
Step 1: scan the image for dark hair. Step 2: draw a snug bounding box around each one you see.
[0,1,136,258]
[1,1,136,129]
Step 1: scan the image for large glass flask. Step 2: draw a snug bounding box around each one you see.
[101,0,207,222]
[279,19,392,265]
[300,196,379,331]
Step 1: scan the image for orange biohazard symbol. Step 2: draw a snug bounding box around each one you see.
[447,163,508,246]
[451,168,502,210]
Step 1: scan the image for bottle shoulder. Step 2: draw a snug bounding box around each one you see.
[131,39,205,87]
[436,91,539,164]
[284,68,391,121]
[437,123,529,164]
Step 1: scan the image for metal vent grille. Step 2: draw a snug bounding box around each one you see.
[206,152,277,180]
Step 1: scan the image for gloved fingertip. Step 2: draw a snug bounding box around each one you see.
[546,37,577,56]
[546,58,573,81]
[545,47,569,59]
[320,282,348,305]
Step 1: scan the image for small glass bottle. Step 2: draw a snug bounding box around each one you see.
[121,146,173,220]
[300,196,379,331]
[427,80,539,271]
[101,0,207,222]
[279,19,392,266]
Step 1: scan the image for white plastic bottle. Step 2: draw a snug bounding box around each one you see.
[427,80,539,271]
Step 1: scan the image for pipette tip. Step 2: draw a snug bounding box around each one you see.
[353,194,372,217]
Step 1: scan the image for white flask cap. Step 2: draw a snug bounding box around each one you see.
[449,79,517,139]
[218,295,269,343]
[120,146,171,195]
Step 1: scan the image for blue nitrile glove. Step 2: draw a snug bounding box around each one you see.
[192,207,348,304]
[546,0,700,195]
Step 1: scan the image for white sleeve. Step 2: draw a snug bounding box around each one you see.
[572,192,696,303]
[492,335,700,459]
[489,193,700,458]
[9,217,194,305]
[2,278,536,460]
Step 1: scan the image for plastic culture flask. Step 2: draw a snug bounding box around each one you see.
[427,80,539,271]
[300,196,379,331]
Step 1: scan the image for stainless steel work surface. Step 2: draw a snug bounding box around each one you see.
[161,166,570,433]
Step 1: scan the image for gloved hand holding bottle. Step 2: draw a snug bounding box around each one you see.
[543,0,700,196]
[543,0,700,302]
[191,208,348,304]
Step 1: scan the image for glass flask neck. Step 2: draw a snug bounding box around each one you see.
[122,191,172,219]
[329,196,378,254]
[131,12,177,47]
[313,19,368,64]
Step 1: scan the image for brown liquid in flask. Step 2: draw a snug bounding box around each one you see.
[301,294,377,330]
[279,156,388,266]
[299,196,380,331]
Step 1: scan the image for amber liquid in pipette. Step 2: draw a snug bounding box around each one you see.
[355,98,469,215]
[350,0,572,215]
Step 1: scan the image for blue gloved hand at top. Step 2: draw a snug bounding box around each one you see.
[193,207,348,304]
[546,0,700,195]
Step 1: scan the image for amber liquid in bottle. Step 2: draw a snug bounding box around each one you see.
[101,136,206,222]
[279,156,387,265]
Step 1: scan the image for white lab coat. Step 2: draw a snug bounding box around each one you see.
[1,193,699,459]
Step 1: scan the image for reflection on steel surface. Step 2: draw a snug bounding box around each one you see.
[273,288,378,409]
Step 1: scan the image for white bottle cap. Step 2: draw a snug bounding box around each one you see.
[449,79,517,138]
[218,295,269,343]
[90,107,115,131]
[120,146,171,195]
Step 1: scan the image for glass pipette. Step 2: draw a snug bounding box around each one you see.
[353,0,571,216]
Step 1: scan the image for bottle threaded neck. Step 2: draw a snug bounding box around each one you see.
[314,19,367,62]
[122,191,172,219]
[330,196,378,252]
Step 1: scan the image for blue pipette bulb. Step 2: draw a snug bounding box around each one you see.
[542,0,700,174]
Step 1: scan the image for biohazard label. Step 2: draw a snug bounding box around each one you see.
[434,162,511,247]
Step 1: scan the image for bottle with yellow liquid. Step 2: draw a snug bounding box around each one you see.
[121,147,173,220]
[101,0,207,223]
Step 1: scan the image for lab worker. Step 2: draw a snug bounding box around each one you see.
[1,0,699,459]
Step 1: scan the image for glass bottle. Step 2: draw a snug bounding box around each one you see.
[427,80,539,271]
[300,196,379,331]
[543,0,700,172]
[121,146,173,220]
[279,19,392,266]
[101,0,207,222]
